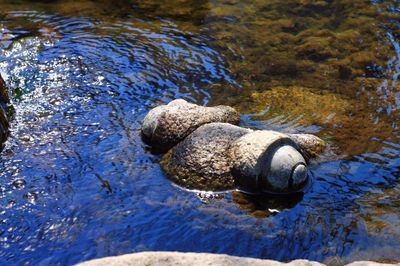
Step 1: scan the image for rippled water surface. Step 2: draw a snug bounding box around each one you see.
[0,1,399,265]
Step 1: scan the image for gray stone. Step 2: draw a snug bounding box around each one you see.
[142,99,240,153]
[77,252,326,266]
[229,131,307,193]
[144,100,327,193]
[79,252,397,266]
[161,123,250,191]
[161,123,325,193]
[346,262,397,266]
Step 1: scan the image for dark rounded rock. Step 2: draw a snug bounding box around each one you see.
[0,73,10,104]
[0,74,9,147]
[12,179,26,189]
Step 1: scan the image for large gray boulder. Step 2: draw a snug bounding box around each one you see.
[161,123,251,191]
[143,100,326,193]
[161,123,324,193]
[142,99,240,153]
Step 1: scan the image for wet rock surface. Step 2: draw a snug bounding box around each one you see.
[0,73,9,147]
[146,100,326,192]
[229,131,307,193]
[0,73,9,103]
[161,123,250,191]
[142,99,240,153]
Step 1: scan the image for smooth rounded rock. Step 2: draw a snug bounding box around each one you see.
[291,164,307,185]
[144,100,327,193]
[142,99,240,153]
[268,145,307,191]
[161,123,251,191]
[229,131,308,193]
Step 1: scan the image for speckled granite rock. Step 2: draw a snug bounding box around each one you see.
[144,100,327,192]
[161,122,325,192]
[346,262,397,266]
[161,123,251,191]
[142,99,240,153]
[77,252,325,266]
[78,252,398,266]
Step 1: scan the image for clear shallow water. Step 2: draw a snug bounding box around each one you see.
[0,1,399,265]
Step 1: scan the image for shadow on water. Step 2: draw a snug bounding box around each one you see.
[0,0,399,265]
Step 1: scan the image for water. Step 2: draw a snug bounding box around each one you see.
[0,1,399,265]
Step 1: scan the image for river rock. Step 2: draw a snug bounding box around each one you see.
[161,123,251,191]
[144,100,326,193]
[0,74,9,146]
[161,122,325,193]
[78,251,326,266]
[229,131,308,193]
[142,99,240,153]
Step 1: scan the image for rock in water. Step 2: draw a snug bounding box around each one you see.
[0,74,9,104]
[161,123,251,191]
[0,74,9,147]
[141,99,240,153]
[229,131,308,193]
[143,99,326,193]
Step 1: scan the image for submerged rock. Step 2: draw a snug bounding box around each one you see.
[142,99,240,153]
[144,100,326,193]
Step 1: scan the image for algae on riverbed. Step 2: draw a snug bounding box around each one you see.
[239,86,396,156]
[201,0,400,157]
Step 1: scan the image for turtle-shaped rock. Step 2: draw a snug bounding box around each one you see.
[142,99,326,193]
